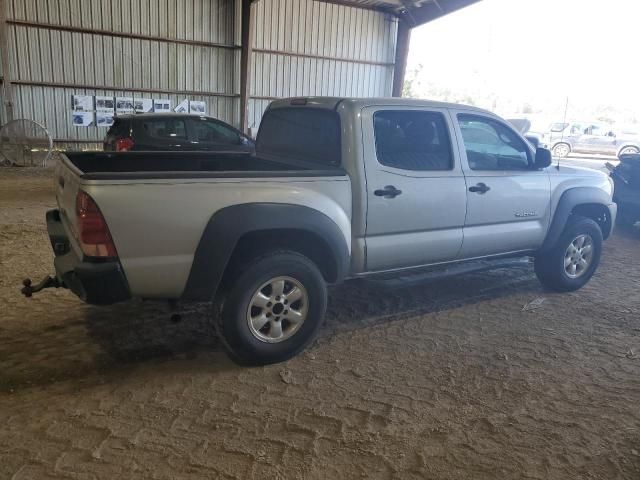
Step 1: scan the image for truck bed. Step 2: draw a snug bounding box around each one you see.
[65,151,345,180]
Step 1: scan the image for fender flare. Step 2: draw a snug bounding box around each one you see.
[540,187,615,252]
[181,203,350,301]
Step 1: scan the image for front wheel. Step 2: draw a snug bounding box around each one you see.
[552,143,571,158]
[535,216,603,292]
[618,146,639,158]
[215,251,327,365]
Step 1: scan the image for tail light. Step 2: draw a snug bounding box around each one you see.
[76,190,117,258]
[115,137,134,152]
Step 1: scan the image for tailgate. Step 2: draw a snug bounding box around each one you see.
[53,155,83,245]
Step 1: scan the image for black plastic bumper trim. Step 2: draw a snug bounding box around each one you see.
[47,209,131,305]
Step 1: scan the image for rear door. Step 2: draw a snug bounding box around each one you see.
[186,117,253,152]
[362,106,467,272]
[134,117,189,150]
[453,111,551,258]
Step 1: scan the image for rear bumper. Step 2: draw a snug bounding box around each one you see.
[47,209,130,305]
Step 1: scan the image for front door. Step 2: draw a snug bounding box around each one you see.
[362,107,468,272]
[186,117,252,152]
[452,110,551,259]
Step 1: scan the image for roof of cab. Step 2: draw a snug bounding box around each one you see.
[115,113,216,121]
[268,97,493,116]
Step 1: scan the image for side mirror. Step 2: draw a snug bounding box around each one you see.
[534,147,552,169]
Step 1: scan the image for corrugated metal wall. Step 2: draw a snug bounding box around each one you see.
[4,0,239,148]
[1,0,398,147]
[248,0,397,130]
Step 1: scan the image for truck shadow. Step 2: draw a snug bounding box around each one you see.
[0,264,540,392]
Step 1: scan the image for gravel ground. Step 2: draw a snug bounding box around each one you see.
[1,167,640,479]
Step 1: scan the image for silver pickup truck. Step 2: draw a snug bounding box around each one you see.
[25,97,617,365]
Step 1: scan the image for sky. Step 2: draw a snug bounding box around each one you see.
[407,0,640,123]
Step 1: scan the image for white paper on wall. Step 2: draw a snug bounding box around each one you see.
[95,96,115,112]
[153,99,171,112]
[134,98,153,113]
[72,95,93,111]
[72,111,95,127]
[116,97,135,114]
[174,99,189,113]
[96,113,114,127]
[189,101,206,115]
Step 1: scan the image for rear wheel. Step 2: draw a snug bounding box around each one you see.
[552,143,571,158]
[215,251,327,365]
[535,216,602,292]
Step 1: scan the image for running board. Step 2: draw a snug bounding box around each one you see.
[362,257,532,289]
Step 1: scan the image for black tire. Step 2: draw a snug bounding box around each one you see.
[215,250,327,365]
[535,215,603,292]
[552,142,571,158]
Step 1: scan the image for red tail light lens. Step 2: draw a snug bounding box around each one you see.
[76,190,117,258]
[115,137,134,152]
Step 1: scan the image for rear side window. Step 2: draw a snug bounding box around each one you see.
[106,118,130,138]
[373,110,453,171]
[141,119,187,140]
[256,108,341,167]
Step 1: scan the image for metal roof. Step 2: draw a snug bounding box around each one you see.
[318,0,482,27]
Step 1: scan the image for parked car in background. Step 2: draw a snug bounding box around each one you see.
[544,121,640,159]
[103,113,254,152]
[27,97,617,365]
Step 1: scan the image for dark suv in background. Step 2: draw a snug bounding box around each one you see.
[103,113,254,152]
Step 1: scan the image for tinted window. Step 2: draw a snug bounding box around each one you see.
[141,119,187,140]
[458,114,531,171]
[373,111,453,171]
[256,108,341,167]
[106,118,130,138]
[588,124,608,136]
[190,118,240,145]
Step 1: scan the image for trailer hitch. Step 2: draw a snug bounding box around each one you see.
[21,276,63,297]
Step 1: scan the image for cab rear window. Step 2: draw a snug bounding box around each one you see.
[256,108,341,167]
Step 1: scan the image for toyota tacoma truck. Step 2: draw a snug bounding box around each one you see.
[24,97,617,365]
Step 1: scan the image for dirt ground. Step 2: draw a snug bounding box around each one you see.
[1,167,640,480]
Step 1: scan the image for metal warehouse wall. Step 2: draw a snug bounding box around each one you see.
[0,0,399,147]
[248,0,398,131]
[4,0,239,148]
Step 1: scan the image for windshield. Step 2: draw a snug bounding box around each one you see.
[256,107,341,167]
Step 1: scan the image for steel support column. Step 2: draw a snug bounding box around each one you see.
[0,0,14,121]
[392,19,411,97]
[239,0,256,134]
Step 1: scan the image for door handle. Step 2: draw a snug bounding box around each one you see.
[374,185,402,198]
[469,182,490,194]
